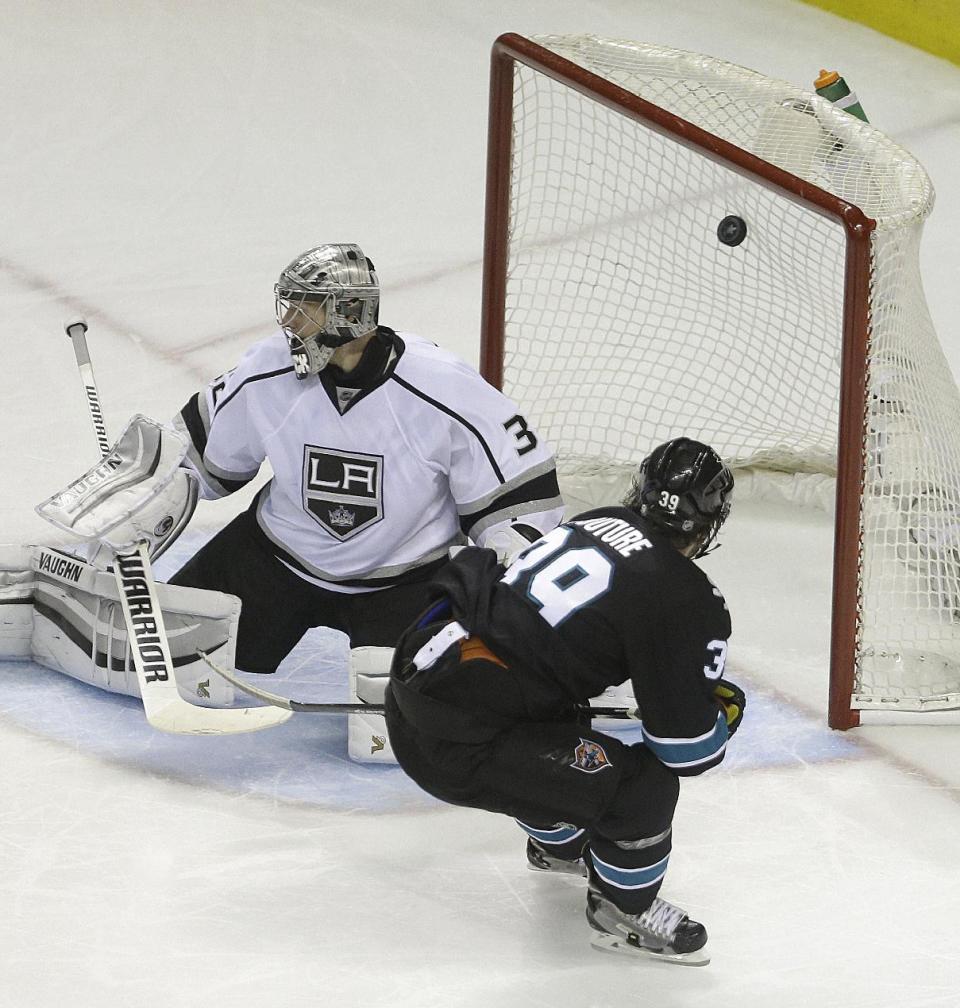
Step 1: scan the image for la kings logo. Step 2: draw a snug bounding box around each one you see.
[302,445,384,541]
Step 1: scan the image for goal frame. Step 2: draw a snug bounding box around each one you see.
[478,33,875,730]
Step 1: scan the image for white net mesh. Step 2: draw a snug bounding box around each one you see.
[498,35,960,712]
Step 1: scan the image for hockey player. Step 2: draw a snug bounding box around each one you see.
[383,438,743,964]
[168,244,564,757]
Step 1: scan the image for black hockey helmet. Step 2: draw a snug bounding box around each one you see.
[626,438,734,557]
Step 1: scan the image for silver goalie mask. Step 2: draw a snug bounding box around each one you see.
[275,244,380,377]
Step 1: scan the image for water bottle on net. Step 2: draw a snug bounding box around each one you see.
[814,69,870,122]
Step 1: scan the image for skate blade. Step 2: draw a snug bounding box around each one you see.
[589,931,710,966]
[526,863,587,878]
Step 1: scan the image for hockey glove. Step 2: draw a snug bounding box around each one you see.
[36,415,197,561]
[482,522,543,567]
[714,678,746,737]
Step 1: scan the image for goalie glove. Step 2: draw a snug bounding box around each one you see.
[480,522,543,567]
[36,414,198,561]
[714,678,746,737]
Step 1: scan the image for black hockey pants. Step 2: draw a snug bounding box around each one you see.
[384,623,680,913]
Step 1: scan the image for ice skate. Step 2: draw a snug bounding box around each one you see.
[525,838,586,877]
[585,888,709,966]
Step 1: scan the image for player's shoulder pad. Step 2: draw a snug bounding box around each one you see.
[390,331,511,424]
[569,506,726,594]
[392,331,485,382]
[232,330,296,375]
[566,507,662,564]
[572,509,731,637]
[210,330,297,407]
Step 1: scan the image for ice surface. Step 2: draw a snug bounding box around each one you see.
[2,3,960,1006]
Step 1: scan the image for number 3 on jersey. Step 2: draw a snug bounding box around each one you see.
[501,526,612,626]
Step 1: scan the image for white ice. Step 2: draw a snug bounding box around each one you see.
[2,2,960,1006]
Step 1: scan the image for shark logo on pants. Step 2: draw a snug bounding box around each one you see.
[572,738,613,773]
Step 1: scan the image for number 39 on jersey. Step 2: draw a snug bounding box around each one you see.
[501,526,612,626]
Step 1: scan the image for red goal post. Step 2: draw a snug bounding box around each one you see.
[479,33,960,729]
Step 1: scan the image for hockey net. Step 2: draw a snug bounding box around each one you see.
[480,34,960,727]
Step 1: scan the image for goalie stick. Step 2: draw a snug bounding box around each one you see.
[66,320,111,457]
[64,319,291,735]
[198,649,642,720]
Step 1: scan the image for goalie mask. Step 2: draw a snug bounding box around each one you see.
[275,244,379,377]
[626,438,734,558]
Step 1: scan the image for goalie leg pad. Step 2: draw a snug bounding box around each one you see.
[28,546,238,706]
[0,545,37,659]
[348,646,396,763]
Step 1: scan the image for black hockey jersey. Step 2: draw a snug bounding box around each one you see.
[433,507,733,776]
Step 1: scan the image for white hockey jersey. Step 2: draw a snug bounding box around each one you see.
[173,328,564,591]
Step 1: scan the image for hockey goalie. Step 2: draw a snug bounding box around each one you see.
[2,245,565,744]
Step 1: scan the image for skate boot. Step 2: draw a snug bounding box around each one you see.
[525,839,586,877]
[585,887,709,966]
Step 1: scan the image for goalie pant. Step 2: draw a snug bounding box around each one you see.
[0,544,240,708]
[384,623,679,915]
[169,506,443,673]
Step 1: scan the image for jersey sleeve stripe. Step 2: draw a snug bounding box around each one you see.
[389,374,505,482]
[172,404,257,498]
[640,711,728,772]
[203,458,259,493]
[177,393,210,456]
[459,458,558,515]
[212,365,295,418]
[458,467,563,539]
[187,455,254,498]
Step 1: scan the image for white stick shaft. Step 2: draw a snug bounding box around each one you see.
[65,320,111,458]
[114,545,202,715]
[115,545,291,734]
